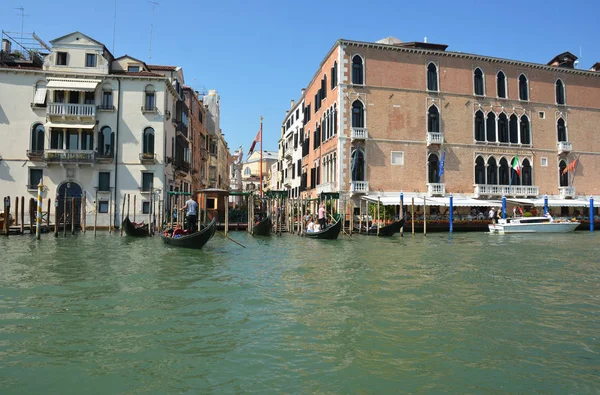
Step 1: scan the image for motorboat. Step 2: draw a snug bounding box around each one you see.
[489,216,580,234]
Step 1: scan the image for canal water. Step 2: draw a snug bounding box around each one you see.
[1,231,599,393]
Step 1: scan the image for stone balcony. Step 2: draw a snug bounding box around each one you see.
[350,181,369,194]
[139,152,157,165]
[427,132,444,146]
[427,183,446,196]
[559,186,576,199]
[557,141,572,154]
[316,182,335,195]
[474,184,539,198]
[47,103,96,120]
[351,127,368,141]
[45,149,95,165]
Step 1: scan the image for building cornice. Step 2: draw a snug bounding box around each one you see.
[339,39,600,78]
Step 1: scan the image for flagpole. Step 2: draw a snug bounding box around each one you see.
[260,116,263,199]
[569,154,581,187]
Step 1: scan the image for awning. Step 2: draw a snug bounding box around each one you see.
[46,78,100,91]
[508,198,600,208]
[47,123,95,129]
[33,87,47,104]
[362,194,500,207]
[427,196,502,207]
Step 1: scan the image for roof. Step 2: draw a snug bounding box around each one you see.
[591,62,600,72]
[110,70,165,77]
[376,36,403,45]
[147,64,178,71]
[547,51,578,67]
[49,31,113,59]
[0,63,42,70]
[396,41,448,51]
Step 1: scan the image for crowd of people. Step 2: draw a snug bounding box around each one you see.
[303,204,329,233]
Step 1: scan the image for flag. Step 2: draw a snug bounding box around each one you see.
[248,129,261,155]
[562,158,578,175]
[511,154,521,177]
[438,149,446,182]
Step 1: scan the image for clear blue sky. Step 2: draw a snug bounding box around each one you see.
[1,0,598,155]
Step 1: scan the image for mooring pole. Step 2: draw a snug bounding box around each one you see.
[400,192,404,237]
[449,194,454,233]
[36,181,43,239]
[94,191,98,237]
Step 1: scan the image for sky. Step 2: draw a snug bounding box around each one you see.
[1,0,598,156]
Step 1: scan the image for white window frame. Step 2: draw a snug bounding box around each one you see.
[473,67,485,97]
[351,54,365,86]
[518,73,529,102]
[391,151,404,166]
[538,111,545,119]
[555,78,566,105]
[496,70,508,99]
[541,157,548,167]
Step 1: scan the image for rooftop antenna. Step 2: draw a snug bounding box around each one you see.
[15,6,28,43]
[112,0,117,54]
[424,36,427,43]
[148,0,159,60]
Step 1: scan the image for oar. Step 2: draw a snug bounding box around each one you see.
[217,231,246,248]
[329,213,351,236]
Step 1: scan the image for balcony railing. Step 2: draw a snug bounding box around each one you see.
[284,147,292,159]
[559,186,576,199]
[97,104,115,112]
[427,132,444,145]
[474,184,539,197]
[351,127,368,140]
[45,149,95,163]
[96,152,114,163]
[47,103,96,117]
[26,150,45,160]
[139,152,157,164]
[141,106,158,113]
[427,183,446,196]
[174,160,191,174]
[200,147,209,160]
[557,141,572,154]
[350,181,369,193]
[317,182,335,195]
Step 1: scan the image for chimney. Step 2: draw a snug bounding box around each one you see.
[1,39,11,53]
[290,100,295,108]
[590,62,600,72]
[301,88,306,95]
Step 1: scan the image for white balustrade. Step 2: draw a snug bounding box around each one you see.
[351,127,368,140]
[47,103,96,117]
[559,186,576,199]
[557,141,572,154]
[474,184,539,197]
[350,181,369,193]
[427,183,446,196]
[44,149,95,163]
[427,132,444,145]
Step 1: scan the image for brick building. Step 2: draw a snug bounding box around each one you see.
[299,36,600,212]
[183,86,208,192]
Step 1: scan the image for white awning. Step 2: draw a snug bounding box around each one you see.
[47,123,95,129]
[508,198,599,208]
[33,87,47,104]
[363,193,500,207]
[46,78,100,91]
[427,196,502,207]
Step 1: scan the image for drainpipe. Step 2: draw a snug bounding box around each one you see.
[113,77,121,228]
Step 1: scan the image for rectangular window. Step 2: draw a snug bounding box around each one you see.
[142,173,153,191]
[56,52,67,66]
[207,197,217,210]
[145,93,155,110]
[99,200,109,213]
[538,111,545,119]
[102,91,113,108]
[85,53,96,67]
[55,90,65,103]
[29,168,43,189]
[541,157,548,167]
[128,65,140,72]
[98,172,110,191]
[84,91,95,104]
[391,151,404,165]
[142,201,150,214]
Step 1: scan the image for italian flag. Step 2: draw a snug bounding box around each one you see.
[511,154,521,177]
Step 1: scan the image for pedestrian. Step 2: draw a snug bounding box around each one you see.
[180,196,198,233]
[488,207,496,224]
[318,203,327,230]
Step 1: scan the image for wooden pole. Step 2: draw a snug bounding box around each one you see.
[94,191,98,237]
[377,197,380,236]
[2,198,8,236]
[46,198,51,229]
[148,190,152,236]
[411,197,415,235]
[169,195,174,230]
[108,192,113,234]
[127,194,130,222]
[70,197,75,234]
[14,196,18,227]
[120,194,126,236]
[359,199,362,234]
[224,195,229,236]
[423,196,427,236]
[20,196,24,234]
[54,198,59,237]
[133,195,136,223]
[400,195,404,237]
[29,198,35,234]
[81,191,86,233]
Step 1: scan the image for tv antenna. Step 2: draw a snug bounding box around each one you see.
[15,6,28,42]
[148,0,159,60]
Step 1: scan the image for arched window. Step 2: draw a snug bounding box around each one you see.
[556,79,565,105]
[487,157,498,185]
[509,114,518,144]
[486,112,496,142]
[474,110,485,141]
[244,167,251,176]
[143,127,155,154]
[510,157,521,185]
[498,113,508,142]
[31,123,45,152]
[520,115,530,144]
[144,84,156,110]
[521,159,532,186]
[322,75,327,99]
[559,160,569,187]
[499,158,510,185]
[427,63,438,91]
[81,130,94,150]
[428,153,439,183]
[350,148,365,181]
[474,68,484,96]
[98,126,114,156]
[496,71,507,98]
[428,105,440,133]
[352,55,364,85]
[557,118,567,142]
[475,156,486,184]
[331,61,338,88]
[518,74,528,101]
[333,103,338,135]
[352,100,364,128]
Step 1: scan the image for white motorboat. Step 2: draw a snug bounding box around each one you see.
[489,216,580,234]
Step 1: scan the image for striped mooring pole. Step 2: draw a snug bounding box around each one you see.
[36,180,43,240]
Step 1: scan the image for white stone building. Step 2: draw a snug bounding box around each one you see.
[0,31,191,228]
[278,92,305,197]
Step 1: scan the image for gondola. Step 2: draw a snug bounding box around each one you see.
[122,216,151,237]
[252,216,272,236]
[304,216,342,240]
[363,217,406,236]
[161,218,217,249]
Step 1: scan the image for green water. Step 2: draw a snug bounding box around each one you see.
[0,231,599,394]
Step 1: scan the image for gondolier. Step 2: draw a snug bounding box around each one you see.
[180,196,198,233]
[318,204,327,231]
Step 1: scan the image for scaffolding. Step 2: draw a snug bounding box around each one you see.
[1,30,50,64]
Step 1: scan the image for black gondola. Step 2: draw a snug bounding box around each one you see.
[363,217,406,236]
[253,216,272,236]
[122,216,151,237]
[161,218,217,249]
[304,217,342,240]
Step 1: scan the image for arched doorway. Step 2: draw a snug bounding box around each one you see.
[56,181,83,229]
